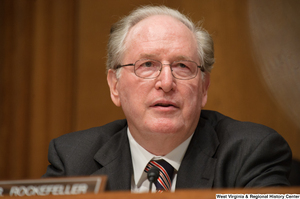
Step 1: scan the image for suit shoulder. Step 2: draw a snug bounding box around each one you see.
[201,110,279,141]
[52,119,127,150]
[203,110,292,187]
[44,119,128,177]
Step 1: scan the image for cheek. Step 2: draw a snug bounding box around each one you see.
[117,77,151,107]
[181,82,203,113]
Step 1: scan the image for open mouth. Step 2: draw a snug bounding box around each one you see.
[155,103,176,107]
[151,101,179,109]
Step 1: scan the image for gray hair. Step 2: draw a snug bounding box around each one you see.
[106,5,214,75]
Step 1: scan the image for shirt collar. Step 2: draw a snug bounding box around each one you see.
[127,128,193,187]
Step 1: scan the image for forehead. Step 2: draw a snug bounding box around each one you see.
[123,15,198,61]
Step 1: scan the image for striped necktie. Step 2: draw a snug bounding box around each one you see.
[144,159,174,192]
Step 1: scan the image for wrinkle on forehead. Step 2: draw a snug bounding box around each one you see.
[125,15,196,48]
[123,15,198,63]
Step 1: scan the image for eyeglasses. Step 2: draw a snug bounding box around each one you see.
[116,59,205,80]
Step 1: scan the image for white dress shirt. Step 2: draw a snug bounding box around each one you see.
[127,129,193,193]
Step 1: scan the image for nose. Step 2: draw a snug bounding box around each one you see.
[155,65,176,92]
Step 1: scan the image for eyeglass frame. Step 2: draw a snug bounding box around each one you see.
[115,59,205,80]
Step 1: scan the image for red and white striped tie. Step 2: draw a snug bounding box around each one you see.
[144,159,174,192]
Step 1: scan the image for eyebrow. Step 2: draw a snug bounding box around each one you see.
[174,55,192,61]
[138,53,158,59]
[138,54,192,61]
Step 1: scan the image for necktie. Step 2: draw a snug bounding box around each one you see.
[144,159,174,192]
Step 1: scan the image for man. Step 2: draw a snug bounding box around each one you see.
[43,6,292,192]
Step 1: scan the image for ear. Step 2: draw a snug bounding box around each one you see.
[107,69,121,107]
[201,72,210,108]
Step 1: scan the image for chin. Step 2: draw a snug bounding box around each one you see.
[149,120,183,134]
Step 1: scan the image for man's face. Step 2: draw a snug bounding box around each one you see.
[107,15,210,153]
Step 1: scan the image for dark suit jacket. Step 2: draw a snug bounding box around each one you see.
[43,110,292,190]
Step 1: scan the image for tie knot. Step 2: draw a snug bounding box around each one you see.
[144,159,174,191]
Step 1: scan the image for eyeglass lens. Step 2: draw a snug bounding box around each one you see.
[134,59,198,80]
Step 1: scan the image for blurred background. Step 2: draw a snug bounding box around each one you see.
[1,0,299,180]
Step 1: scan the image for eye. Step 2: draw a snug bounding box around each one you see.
[178,63,188,68]
[142,61,154,67]
[136,60,158,69]
[173,62,191,70]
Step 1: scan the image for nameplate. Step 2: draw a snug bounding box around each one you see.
[0,176,107,197]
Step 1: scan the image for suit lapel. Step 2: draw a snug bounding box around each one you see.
[92,126,133,191]
[176,117,219,189]
[89,112,219,190]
